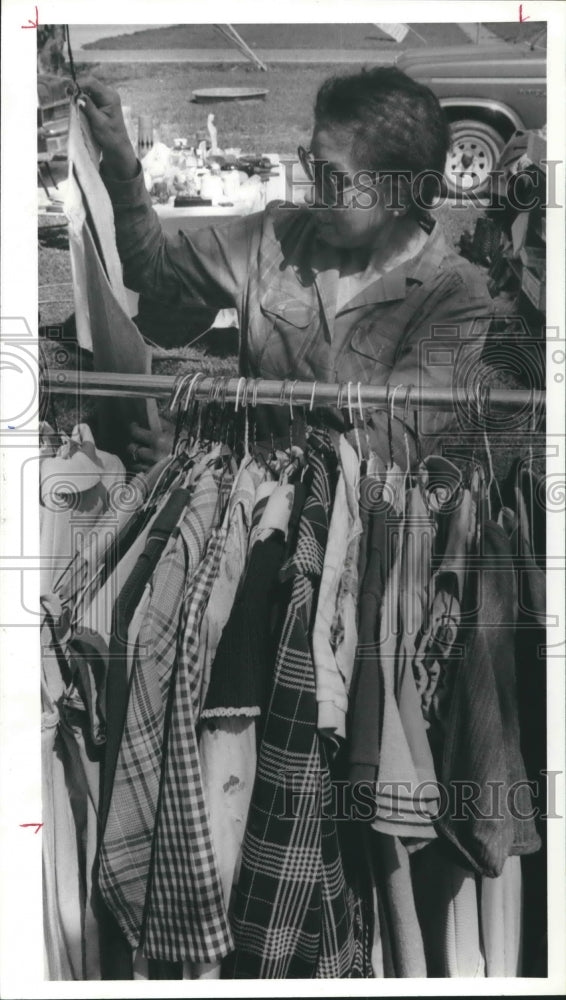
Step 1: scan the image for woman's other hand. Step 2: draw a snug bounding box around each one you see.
[127,420,175,473]
[76,76,138,180]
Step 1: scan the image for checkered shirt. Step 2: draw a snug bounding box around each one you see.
[142,515,234,963]
[97,470,220,947]
[230,429,360,978]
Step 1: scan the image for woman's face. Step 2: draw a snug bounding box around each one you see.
[307,123,401,250]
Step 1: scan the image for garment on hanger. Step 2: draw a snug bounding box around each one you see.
[370,833,428,978]
[81,221,160,460]
[40,423,125,600]
[436,498,541,877]
[197,460,265,712]
[370,480,438,842]
[66,101,132,323]
[230,429,365,978]
[41,659,88,981]
[411,840,486,978]
[98,470,222,946]
[501,459,547,976]
[40,448,183,982]
[65,101,160,461]
[413,485,474,725]
[313,434,362,745]
[201,482,302,722]
[348,463,402,786]
[141,492,237,964]
[199,478,298,929]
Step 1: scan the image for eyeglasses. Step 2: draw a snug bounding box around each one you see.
[297,145,358,207]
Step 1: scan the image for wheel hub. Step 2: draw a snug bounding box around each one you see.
[447,135,494,191]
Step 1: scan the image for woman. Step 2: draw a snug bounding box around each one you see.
[79,67,493,469]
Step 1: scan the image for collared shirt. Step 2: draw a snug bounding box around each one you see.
[103,165,494,452]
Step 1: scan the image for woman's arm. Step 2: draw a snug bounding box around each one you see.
[79,77,261,313]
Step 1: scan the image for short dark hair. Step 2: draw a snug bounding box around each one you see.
[314,66,450,213]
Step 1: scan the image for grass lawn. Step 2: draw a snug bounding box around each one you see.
[77,60,365,155]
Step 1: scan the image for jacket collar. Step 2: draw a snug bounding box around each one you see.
[334,220,450,315]
[270,206,450,325]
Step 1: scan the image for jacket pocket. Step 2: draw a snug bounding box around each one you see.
[348,320,400,377]
[257,291,318,376]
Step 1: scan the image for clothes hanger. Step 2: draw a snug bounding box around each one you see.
[357,380,371,470]
[234,375,251,465]
[288,379,298,454]
[279,380,303,483]
[386,382,396,470]
[199,374,219,447]
[402,384,414,480]
[248,378,274,478]
[413,400,423,468]
[478,382,504,521]
[309,379,317,419]
[217,376,231,449]
[346,381,362,463]
[179,372,227,484]
[169,371,196,457]
[297,380,318,483]
[387,383,406,513]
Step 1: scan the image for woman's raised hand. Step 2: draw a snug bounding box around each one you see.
[76,76,138,180]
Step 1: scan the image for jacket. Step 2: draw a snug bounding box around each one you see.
[102,164,494,455]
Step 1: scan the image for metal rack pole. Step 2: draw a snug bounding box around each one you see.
[44,369,546,412]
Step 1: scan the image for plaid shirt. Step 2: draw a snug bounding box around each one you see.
[142,514,234,963]
[230,430,362,978]
[97,470,220,947]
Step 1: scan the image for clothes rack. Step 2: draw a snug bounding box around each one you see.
[40,365,548,981]
[44,369,546,413]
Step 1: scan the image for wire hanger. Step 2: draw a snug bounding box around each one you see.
[248,377,271,476]
[356,380,371,460]
[185,371,206,452]
[388,383,405,468]
[169,372,194,456]
[346,381,362,462]
[234,375,250,460]
[309,380,317,416]
[478,382,504,520]
[279,380,300,482]
[402,385,414,479]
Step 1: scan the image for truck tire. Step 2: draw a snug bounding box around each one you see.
[445,119,506,197]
